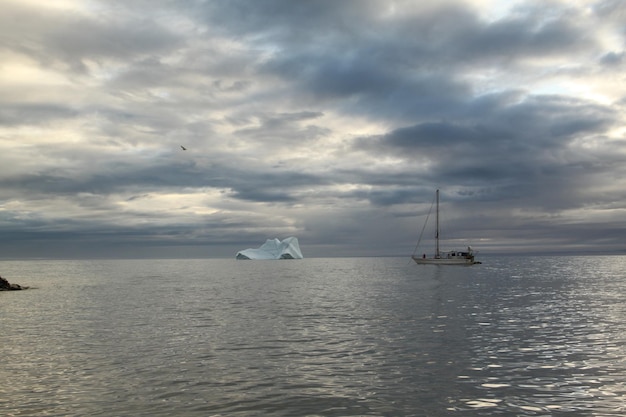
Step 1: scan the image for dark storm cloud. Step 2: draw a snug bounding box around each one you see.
[448,8,594,62]
[350,89,622,218]
[195,0,379,40]
[190,0,601,129]
[364,93,615,176]
[1,149,324,208]
[1,0,625,258]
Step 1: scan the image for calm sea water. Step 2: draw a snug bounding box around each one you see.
[1,256,625,416]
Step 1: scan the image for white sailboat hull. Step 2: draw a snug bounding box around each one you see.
[412,255,477,265]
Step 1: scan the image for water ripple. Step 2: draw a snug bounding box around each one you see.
[1,256,626,415]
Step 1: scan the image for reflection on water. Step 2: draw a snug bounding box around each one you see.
[1,256,625,416]
[445,256,626,415]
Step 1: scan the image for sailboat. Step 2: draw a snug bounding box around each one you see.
[412,189,479,265]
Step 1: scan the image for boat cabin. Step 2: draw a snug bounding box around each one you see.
[440,249,473,260]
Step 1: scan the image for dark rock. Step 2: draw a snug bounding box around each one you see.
[0,275,28,291]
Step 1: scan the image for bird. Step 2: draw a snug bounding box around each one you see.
[180,145,187,150]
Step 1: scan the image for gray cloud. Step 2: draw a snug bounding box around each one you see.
[1,0,625,258]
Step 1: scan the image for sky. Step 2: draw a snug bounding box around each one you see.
[1,0,626,259]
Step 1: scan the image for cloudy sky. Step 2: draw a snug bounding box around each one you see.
[1,0,625,259]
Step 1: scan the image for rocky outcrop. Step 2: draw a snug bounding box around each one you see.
[0,275,28,291]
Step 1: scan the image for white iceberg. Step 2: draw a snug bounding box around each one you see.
[236,237,303,260]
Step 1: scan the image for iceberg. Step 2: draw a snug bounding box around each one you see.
[236,237,303,260]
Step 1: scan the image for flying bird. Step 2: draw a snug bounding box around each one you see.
[180,145,187,150]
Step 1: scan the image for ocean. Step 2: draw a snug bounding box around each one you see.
[1,255,625,416]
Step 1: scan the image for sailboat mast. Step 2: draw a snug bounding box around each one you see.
[435,189,440,257]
